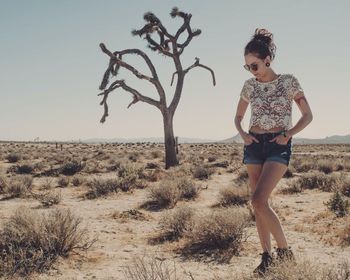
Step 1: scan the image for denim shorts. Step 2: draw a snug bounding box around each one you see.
[242,131,292,166]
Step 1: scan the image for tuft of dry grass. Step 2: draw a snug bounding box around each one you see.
[0,206,96,278]
[31,190,62,207]
[217,186,250,207]
[157,205,195,241]
[181,207,250,262]
[241,256,350,280]
[191,165,215,180]
[289,171,340,192]
[122,254,179,280]
[2,175,33,198]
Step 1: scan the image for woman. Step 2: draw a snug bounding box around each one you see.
[234,28,313,276]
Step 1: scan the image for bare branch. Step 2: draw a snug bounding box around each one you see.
[98,80,160,123]
[171,57,216,86]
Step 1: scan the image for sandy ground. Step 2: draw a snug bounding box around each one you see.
[1,143,350,279]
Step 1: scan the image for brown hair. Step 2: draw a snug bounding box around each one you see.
[244,28,277,61]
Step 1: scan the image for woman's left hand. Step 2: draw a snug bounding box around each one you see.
[269,134,291,145]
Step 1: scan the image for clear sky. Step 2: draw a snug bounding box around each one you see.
[1,0,349,141]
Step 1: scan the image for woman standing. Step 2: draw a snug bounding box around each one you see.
[234,28,313,276]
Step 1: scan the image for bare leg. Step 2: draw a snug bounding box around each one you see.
[246,164,272,254]
[251,161,289,248]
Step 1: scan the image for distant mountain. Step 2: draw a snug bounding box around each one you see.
[77,133,350,144]
[221,133,350,144]
[82,137,218,144]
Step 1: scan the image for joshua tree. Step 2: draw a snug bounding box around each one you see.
[98,7,216,169]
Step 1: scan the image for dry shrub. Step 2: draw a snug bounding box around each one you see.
[183,207,250,260]
[32,190,62,207]
[147,181,181,209]
[324,190,350,217]
[60,160,84,176]
[0,207,96,278]
[316,159,335,174]
[192,165,215,180]
[57,176,70,187]
[245,257,350,280]
[176,177,199,200]
[122,254,178,280]
[235,168,249,184]
[150,150,162,159]
[15,163,34,174]
[0,176,8,193]
[71,175,84,186]
[291,171,340,192]
[158,206,195,241]
[2,175,33,198]
[290,157,314,173]
[86,178,121,199]
[5,153,21,163]
[218,186,250,206]
[340,176,350,198]
[340,222,350,246]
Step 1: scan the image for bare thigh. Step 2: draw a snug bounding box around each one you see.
[246,164,264,195]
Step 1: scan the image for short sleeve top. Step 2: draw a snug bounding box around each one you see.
[240,73,304,130]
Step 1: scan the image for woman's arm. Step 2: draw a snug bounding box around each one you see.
[234,98,259,144]
[234,98,249,136]
[285,93,313,138]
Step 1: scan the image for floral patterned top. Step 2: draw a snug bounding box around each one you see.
[240,73,305,130]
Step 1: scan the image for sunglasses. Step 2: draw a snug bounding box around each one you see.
[243,63,259,72]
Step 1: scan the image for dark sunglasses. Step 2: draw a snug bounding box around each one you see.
[243,63,258,72]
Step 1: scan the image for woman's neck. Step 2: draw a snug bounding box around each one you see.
[256,70,278,83]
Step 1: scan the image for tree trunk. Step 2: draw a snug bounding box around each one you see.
[162,110,178,169]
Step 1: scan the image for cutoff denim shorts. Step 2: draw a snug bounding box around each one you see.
[242,130,292,166]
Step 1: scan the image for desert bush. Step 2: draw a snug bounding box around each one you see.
[235,168,249,183]
[243,257,350,280]
[291,171,340,192]
[290,158,314,173]
[3,175,33,198]
[158,206,195,241]
[316,159,335,174]
[32,190,62,207]
[192,165,215,180]
[147,180,181,209]
[0,207,95,277]
[71,175,84,186]
[324,190,349,217]
[339,176,350,198]
[208,156,216,162]
[177,177,199,200]
[150,150,162,159]
[86,178,120,199]
[341,223,350,246]
[60,160,83,176]
[5,153,21,163]
[0,176,8,193]
[57,176,70,187]
[218,186,250,206]
[16,163,34,174]
[122,255,178,280]
[183,207,250,258]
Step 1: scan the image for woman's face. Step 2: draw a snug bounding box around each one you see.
[244,53,270,78]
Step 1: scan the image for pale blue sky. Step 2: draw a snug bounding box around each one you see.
[1,0,349,141]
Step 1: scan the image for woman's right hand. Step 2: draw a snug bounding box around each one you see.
[241,132,259,145]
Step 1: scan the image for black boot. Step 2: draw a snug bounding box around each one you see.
[253,251,273,276]
[275,246,295,263]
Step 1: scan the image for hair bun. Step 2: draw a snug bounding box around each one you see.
[253,28,276,60]
[253,28,273,44]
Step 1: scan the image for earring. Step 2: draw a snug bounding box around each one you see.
[266,62,270,67]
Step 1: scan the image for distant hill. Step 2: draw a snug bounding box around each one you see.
[82,137,217,144]
[221,134,350,144]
